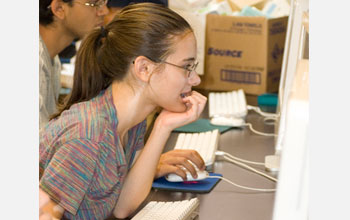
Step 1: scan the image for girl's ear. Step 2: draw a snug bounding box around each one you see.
[50,0,67,21]
[132,56,157,83]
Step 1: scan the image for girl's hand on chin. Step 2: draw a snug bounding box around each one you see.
[155,91,207,132]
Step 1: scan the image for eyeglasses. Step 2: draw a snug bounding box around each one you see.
[75,0,108,9]
[132,57,199,78]
[47,0,108,10]
[161,61,199,79]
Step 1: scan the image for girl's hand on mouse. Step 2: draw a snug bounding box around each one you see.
[155,91,207,132]
[154,149,205,180]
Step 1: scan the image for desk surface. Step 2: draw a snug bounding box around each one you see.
[129,111,277,220]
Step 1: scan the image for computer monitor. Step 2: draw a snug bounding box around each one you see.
[272,0,309,219]
[272,58,309,220]
[274,0,309,154]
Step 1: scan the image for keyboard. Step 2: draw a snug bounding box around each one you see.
[131,198,199,220]
[174,129,220,170]
[208,89,247,127]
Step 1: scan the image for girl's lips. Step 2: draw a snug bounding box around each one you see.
[180,91,191,98]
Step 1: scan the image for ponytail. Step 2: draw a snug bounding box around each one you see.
[51,27,111,119]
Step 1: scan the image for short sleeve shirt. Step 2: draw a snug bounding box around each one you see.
[39,85,147,219]
[39,34,61,131]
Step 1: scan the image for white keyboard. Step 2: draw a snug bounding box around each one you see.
[174,129,220,170]
[131,198,199,220]
[208,89,247,127]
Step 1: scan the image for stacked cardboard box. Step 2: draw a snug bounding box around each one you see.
[195,14,288,95]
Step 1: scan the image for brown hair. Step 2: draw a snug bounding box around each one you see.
[52,3,193,119]
[40,0,73,25]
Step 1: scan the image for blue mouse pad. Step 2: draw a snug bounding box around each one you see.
[152,173,222,194]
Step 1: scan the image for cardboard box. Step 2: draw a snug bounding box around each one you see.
[226,0,267,12]
[196,14,288,95]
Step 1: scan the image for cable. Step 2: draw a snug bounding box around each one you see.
[223,156,278,182]
[206,176,276,192]
[247,105,279,118]
[244,123,277,137]
[215,151,277,182]
[215,151,265,166]
[263,116,277,125]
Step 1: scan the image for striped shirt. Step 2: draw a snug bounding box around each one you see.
[39,85,147,219]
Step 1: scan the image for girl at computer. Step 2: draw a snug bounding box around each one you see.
[39,3,206,219]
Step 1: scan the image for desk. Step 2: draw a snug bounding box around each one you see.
[130,110,277,220]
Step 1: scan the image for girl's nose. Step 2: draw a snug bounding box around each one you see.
[189,70,201,86]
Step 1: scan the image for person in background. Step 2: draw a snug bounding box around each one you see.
[104,0,167,25]
[39,0,108,130]
[39,3,206,219]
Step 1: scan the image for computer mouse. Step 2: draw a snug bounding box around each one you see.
[165,170,209,182]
